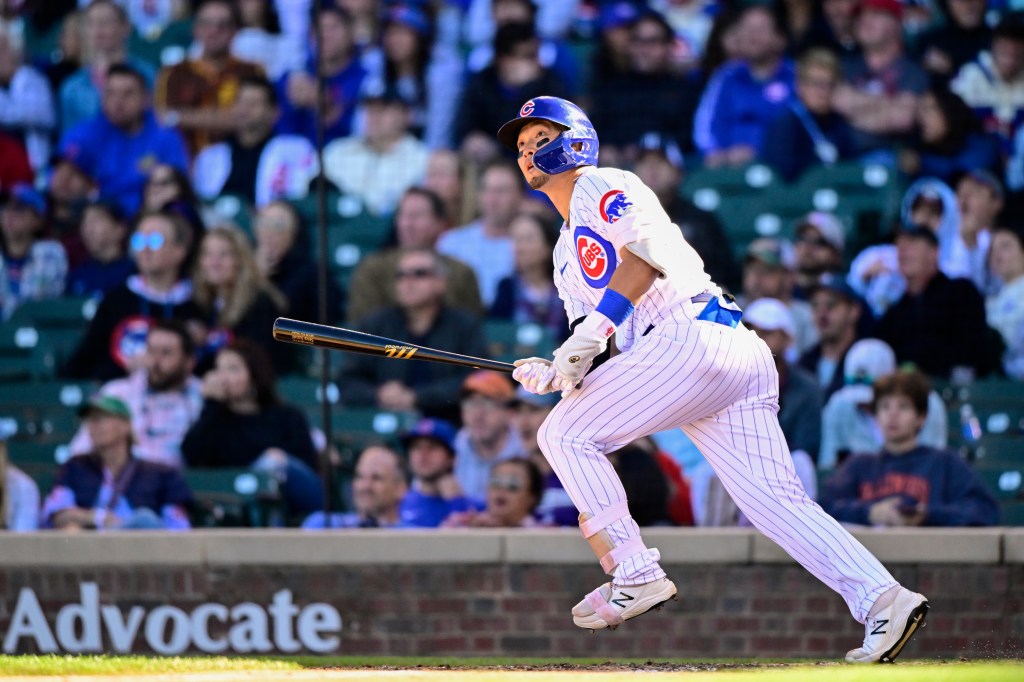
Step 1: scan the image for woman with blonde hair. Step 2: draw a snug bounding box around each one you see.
[192,225,290,373]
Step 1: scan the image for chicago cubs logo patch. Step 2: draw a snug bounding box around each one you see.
[520,100,536,117]
[599,190,634,224]
[574,226,616,288]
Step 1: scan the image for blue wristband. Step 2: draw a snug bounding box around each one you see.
[595,288,634,327]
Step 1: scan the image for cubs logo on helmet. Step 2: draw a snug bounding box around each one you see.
[599,190,634,224]
[574,227,617,288]
[519,100,536,117]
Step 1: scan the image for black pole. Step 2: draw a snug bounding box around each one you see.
[312,0,334,525]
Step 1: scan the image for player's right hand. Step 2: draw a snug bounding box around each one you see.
[513,358,572,396]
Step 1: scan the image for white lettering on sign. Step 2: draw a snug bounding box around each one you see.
[2,583,343,654]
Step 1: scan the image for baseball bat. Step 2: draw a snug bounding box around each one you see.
[272,317,516,373]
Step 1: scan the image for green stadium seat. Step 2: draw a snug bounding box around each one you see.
[184,469,282,527]
[9,296,97,329]
[972,437,1024,469]
[208,194,255,234]
[330,408,417,448]
[484,320,558,364]
[6,441,72,467]
[999,501,1024,526]
[976,468,1023,501]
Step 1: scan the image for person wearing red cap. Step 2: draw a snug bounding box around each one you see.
[833,0,928,156]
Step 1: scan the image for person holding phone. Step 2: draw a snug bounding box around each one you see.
[820,369,999,528]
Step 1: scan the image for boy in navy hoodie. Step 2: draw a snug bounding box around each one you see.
[821,369,998,527]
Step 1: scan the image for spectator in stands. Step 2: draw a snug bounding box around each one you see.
[0,184,67,320]
[509,387,574,526]
[277,4,366,145]
[607,443,673,527]
[740,238,817,355]
[422,150,471,227]
[47,153,97,263]
[589,1,641,85]
[833,0,927,158]
[694,4,795,167]
[39,10,82,94]
[232,0,302,81]
[986,226,1024,379]
[68,317,201,469]
[0,131,32,192]
[820,338,948,470]
[590,10,702,165]
[916,0,990,85]
[799,274,864,402]
[303,445,408,529]
[346,187,482,324]
[952,12,1024,156]
[629,133,739,291]
[253,200,342,325]
[360,4,463,149]
[437,161,520,307]
[339,0,383,48]
[191,225,289,374]
[0,22,55,172]
[141,163,199,216]
[1,441,39,532]
[60,0,157,133]
[66,200,134,299]
[62,211,202,381]
[745,298,823,474]
[193,75,318,208]
[453,371,524,503]
[953,170,1003,295]
[322,84,428,218]
[442,457,542,528]
[820,369,998,527]
[59,64,189,218]
[398,418,481,527]
[338,248,488,422]
[820,0,859,56]
[762,47,855,182]
[44,395,193,531]
[182,339,323,517]
[877,224,992,379]
[490,212,566,342]
[456,21,568,163]
[155,0,264,155]
[792,212,846,299]
[898,89,1001,183]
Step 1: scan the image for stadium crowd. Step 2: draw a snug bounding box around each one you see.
[0,0,1022,532]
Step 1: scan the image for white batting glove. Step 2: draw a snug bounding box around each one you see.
[512,358,562,395]
[552,312,615,386]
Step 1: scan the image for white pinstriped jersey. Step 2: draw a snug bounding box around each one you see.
[553,167,716,351]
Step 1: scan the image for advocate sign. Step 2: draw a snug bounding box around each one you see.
[2,583,343,654]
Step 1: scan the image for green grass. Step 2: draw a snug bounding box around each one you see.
[0,656,1021,680]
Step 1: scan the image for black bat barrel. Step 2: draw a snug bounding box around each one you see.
[272,318,515,373]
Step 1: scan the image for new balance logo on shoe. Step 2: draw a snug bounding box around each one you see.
[610,593,635,609]
[871,619,889,636]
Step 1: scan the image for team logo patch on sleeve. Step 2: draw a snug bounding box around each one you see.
[599,190,634,224]
[574,226,617,288]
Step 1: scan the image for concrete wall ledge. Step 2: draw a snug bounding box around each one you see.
[0,528,1019,568]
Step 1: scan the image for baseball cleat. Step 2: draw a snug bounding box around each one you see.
[846,588,930,663]
[572,577,677,631]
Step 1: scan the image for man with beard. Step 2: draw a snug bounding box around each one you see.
[398,418,481,528]
[67,318,202,469]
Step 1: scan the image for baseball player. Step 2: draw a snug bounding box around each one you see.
[500,96,929,663]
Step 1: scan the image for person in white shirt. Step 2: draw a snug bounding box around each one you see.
[322,84,429,217]
[437,160,521,306]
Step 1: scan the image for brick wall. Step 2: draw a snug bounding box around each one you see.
[1,530,1022,658]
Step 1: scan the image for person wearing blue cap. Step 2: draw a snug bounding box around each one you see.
[0,184,68,320]
[398,418,483,527]
[799,273,866,402]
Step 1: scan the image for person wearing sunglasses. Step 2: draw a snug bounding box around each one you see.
[62,211,203,381]
[441,458,543,528]
[337,247,487,424]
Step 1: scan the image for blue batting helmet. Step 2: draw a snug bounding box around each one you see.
[497,96,599,175]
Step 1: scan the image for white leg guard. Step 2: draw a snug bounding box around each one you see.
[579,501,665,584]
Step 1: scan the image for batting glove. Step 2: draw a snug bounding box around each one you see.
[513,358,569,395]
[552,311,615,388]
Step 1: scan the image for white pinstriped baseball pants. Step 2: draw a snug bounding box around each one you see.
[537,312,898,624]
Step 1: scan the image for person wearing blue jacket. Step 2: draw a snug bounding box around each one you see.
[693,5,796,166]
[398,418,482,527]
[57,64,189,218]
[821,369,999,527]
